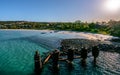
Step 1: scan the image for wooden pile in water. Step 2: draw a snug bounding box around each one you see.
[33,38,120,74]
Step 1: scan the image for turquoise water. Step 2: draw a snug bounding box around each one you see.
[0,30,49,75]
[0,30,120,75]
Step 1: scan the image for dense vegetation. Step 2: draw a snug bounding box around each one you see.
[0,20,120,37]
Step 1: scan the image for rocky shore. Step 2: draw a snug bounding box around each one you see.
[60,39,120,53]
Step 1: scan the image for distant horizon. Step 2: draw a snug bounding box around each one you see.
[0,19,120,23]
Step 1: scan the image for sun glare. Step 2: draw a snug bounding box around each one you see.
[104,0,120,13]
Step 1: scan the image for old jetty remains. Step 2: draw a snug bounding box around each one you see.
[34,51,42,73]
[34,38,120,73]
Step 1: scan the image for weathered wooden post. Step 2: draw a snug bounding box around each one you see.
[51,49,60,70]
[67,48,74,64]
[92,46,99,64]
[81,47,87,66]
[60,45,65,51]
[34,50,42,73]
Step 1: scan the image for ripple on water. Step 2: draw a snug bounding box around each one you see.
[0,40,120,75]
[0,30,120,75]
[96,51,120,75]
[40,51,120,75]
[0,39,49,75]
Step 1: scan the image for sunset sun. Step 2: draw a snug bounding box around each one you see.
[104,0,120,12]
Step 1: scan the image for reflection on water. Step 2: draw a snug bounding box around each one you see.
[0,30,120,75]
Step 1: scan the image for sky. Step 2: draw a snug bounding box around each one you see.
[0,0,120,22]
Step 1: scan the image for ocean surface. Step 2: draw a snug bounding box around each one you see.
[0,30,120,75]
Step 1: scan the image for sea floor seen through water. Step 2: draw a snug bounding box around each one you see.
[0,30,120,75]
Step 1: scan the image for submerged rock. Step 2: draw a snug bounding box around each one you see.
[60,39,120,53]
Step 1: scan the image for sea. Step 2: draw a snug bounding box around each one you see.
[0,30,120,75]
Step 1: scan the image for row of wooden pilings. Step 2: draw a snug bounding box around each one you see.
[34,46,99,74]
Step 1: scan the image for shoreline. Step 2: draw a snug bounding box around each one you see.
[0,29,119,41]
[0,29,53,31]
[61,38,120,53]
[0,29,120,53]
